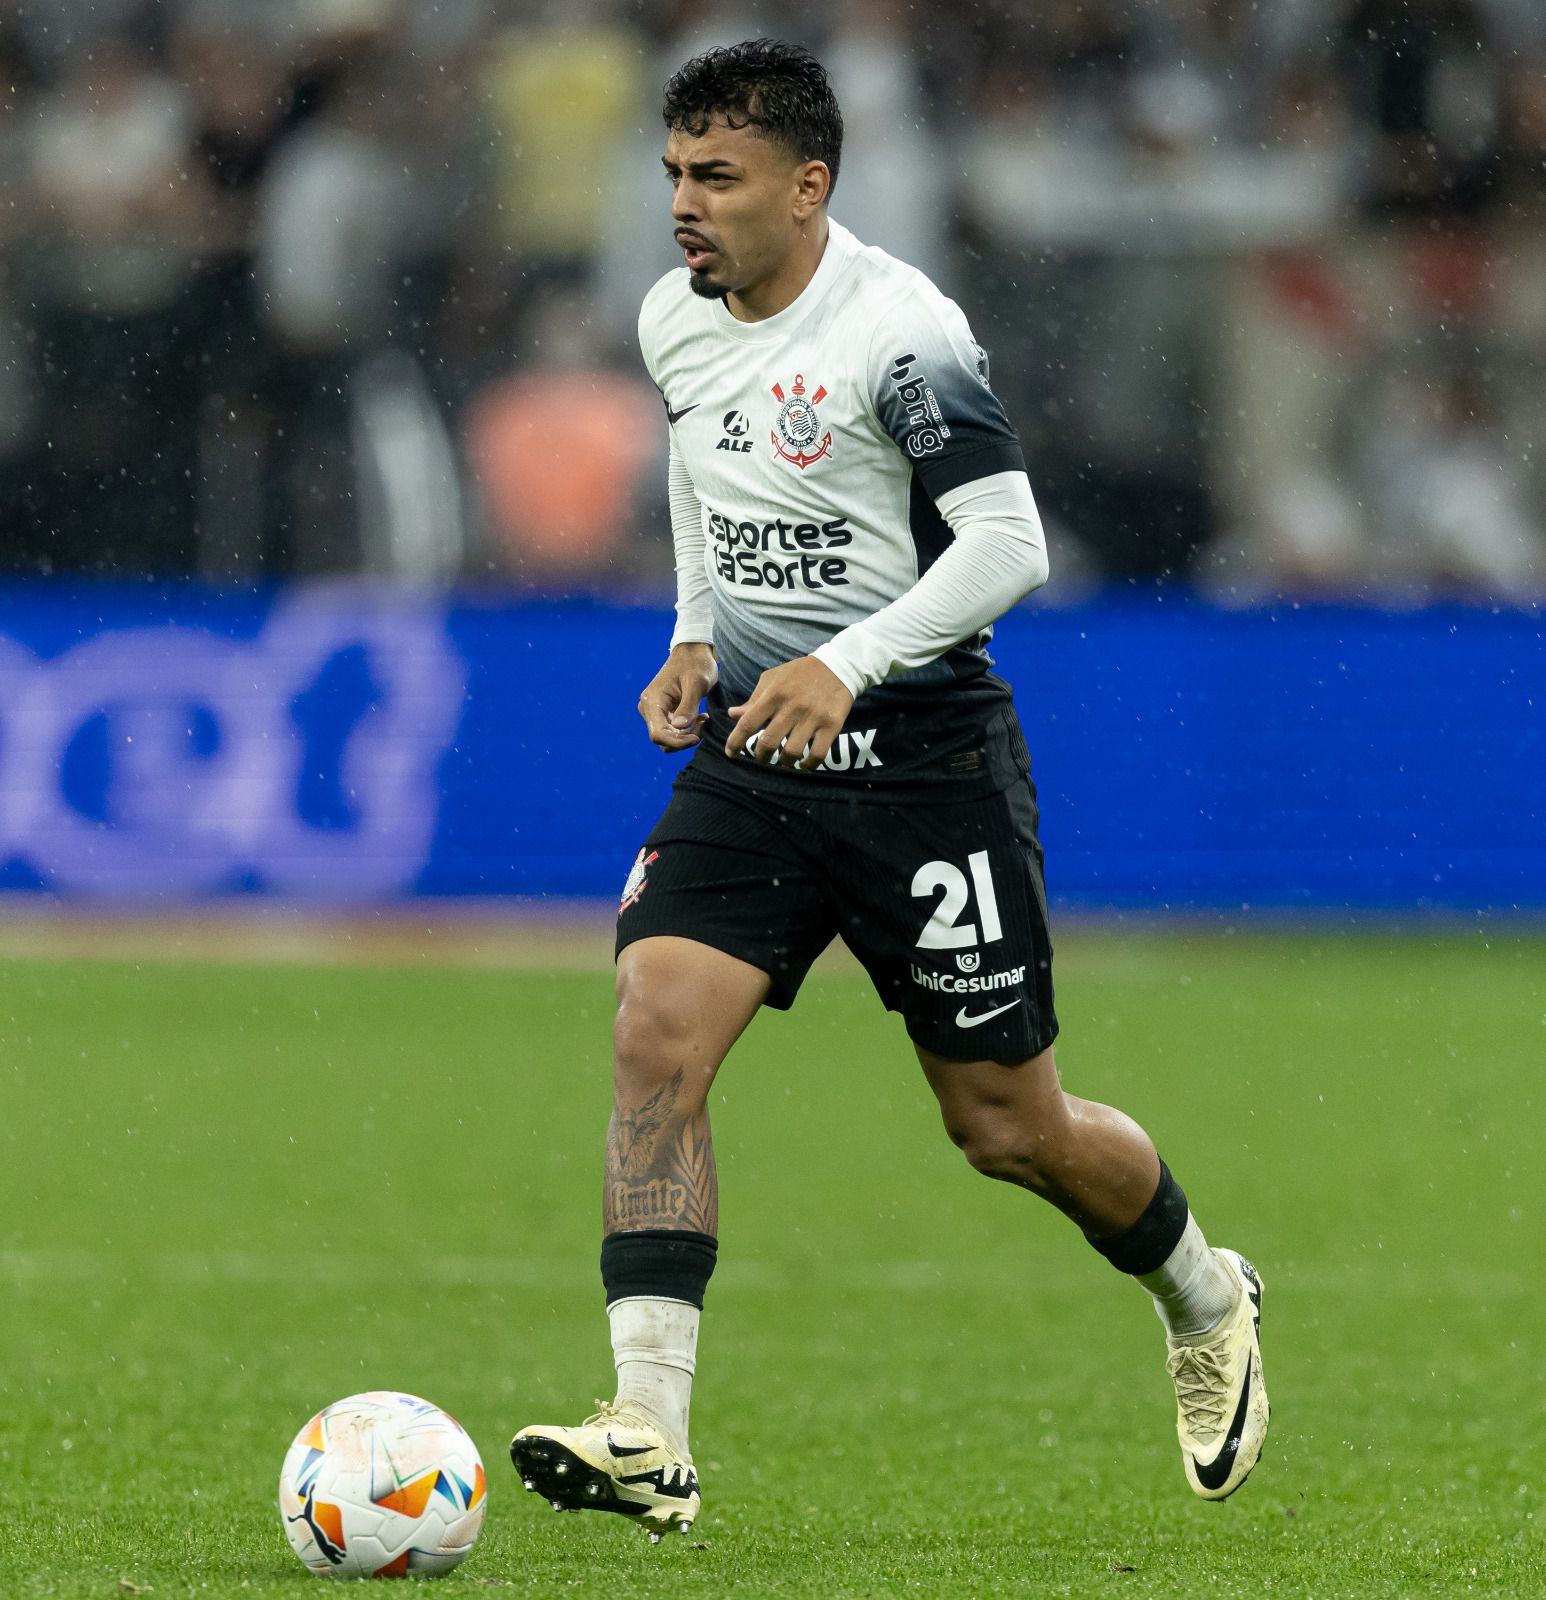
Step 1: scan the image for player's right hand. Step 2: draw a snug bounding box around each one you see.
[638,643,717,752]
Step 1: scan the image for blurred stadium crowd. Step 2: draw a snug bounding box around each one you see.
[1,0,1544,602]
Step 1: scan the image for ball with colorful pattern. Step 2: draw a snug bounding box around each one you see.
[279,1391,487,1579]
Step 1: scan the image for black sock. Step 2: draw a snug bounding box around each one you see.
[1084,1159,1189,1276]
[600,1229,718,1309]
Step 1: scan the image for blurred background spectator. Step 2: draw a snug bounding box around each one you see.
[0,0,1542,604]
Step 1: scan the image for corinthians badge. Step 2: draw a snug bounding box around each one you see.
[770,373,833,470]
[619,848,657,915]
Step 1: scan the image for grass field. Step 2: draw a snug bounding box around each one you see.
[4,930,1543,1597]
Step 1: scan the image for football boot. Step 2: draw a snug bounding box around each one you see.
[1165,1248,1270,1500]
[511,1400,699,1539]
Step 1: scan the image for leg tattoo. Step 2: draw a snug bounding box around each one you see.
[604,1068,718,1234]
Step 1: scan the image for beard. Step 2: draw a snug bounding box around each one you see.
[686,268,729,302]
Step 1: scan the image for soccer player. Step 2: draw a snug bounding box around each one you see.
[512,38,1269,1537]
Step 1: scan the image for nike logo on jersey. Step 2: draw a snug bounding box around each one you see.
[955,999,1022,1028]
[665,401,699,425]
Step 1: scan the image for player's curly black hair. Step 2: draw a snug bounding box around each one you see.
[662,38,843,195]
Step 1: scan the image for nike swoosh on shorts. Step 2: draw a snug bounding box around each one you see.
[955,999,1022,1028]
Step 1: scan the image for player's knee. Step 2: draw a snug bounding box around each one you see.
[613,995,685,1078]
[948,1104,1072,1193]
[611,985,726,1126]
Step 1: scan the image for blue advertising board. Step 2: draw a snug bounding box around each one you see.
[0,583,1539,913]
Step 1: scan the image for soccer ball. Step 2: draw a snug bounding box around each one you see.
[279,1391,487,1579]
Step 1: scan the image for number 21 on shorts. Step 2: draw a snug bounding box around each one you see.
[911,851,1002,950]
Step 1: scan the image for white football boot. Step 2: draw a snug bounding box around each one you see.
[1165,1248,1269,1500]
[511,1400,699,1540]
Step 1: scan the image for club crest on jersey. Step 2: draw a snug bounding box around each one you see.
[619,848,658,916]
[770,373,832,470]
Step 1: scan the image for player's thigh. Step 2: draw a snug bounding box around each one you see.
[613,768,837,1087]
[835,779,1059,1067]
[614,935,770,1097]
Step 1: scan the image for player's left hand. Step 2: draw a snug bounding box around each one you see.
[726,656,854,773]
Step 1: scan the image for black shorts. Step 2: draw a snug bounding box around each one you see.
[615,758,1058,1064]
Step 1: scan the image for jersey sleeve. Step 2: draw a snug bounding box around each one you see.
[635,270,674,387]
[867,291,1026,499]
[812,470,1048,697]
[668,435,714,648]
[639,274,715,648]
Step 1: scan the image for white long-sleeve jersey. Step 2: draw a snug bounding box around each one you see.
[642,220,1048,792]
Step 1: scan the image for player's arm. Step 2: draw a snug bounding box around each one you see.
[811,469,1048,697]
[727,292,1046,771]
[638,434,718,751]
[725,475,1046,767]
[724,654,854,769]
[814,295,1049,700]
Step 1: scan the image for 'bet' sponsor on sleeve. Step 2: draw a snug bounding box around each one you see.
[889,352,951,460]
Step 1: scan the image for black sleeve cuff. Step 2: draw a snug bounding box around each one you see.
[914,440,1027,499]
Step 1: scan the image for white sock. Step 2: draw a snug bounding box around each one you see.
[608,1296,699,1453]
[1138,1215,1239,1338]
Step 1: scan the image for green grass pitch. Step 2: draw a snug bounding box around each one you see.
[3,931,1543,1597]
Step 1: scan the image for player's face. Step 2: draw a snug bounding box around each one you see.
[662,118,823,308]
